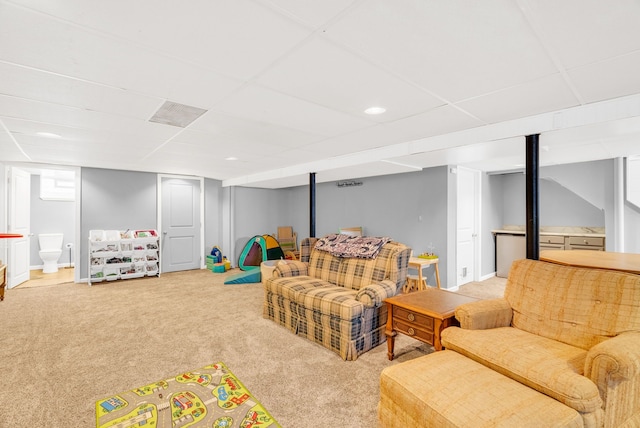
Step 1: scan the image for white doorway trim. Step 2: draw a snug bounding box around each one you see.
[455,166,482,286]
[157,174,205,273]
[2,162,81,285]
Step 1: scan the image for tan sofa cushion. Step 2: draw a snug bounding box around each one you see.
[506,259,640,350]
[441,326,602,413]
[379,350,583,427]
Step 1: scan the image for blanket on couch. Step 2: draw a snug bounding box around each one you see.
[314,234,392,259]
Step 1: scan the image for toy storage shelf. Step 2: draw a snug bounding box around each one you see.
[88,229,159,285]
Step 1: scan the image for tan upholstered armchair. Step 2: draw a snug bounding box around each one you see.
[441,258,640,427]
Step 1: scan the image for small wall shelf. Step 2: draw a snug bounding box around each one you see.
[88,229,159,285]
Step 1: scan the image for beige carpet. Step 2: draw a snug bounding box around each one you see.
[0,270,505,427]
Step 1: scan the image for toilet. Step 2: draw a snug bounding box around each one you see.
[38,233,64,274]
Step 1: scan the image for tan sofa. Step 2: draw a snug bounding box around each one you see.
[443,259,640,427]
[263,235,411,360]
[379,258,640,427]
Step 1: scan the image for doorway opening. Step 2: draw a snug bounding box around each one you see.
[3,163,80,290]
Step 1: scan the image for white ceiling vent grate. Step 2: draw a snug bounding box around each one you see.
[148,101,208,128]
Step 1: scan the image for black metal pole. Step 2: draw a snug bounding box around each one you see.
[526,134,539,260]
[309,172,316,238]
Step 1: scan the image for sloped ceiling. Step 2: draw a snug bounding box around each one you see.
[1,0,640,188]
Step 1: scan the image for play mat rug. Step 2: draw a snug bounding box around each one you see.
[96,362,280,427]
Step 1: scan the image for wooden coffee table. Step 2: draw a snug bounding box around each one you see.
[384,288,479,360]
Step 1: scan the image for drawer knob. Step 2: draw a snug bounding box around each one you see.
[408,327,415,336]
[407,313,415,322]
[584,240,588,244]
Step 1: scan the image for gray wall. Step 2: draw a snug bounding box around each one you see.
[481,173,504,277]
[231,167,450,285]
[80,168,157,279]
[204,178,223,256]
[231,186,289,264]
[501,160,609,228]
[79,169,224,279]
[30,174,75,267]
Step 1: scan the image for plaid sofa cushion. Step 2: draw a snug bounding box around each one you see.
[307,240,410,291]
[266,276,364,320]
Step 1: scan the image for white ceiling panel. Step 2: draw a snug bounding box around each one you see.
[3,119,162,152]
[0,96,178,141]
[325,0,557,102]
[256,0,356,29]
[0,62,161,120]
[256,36,444,122]
[568,51,640,104]
[539,141,613,166]
[0,3,243,104]
[14,136,153,165]
[305,105,484,157]
[528,0,640,69]
[215,84,374,136]
[0,124,30,162]
[8,0,313,81]
[190,111,323,149]
[458,74,580,124]
[1,1,640,187]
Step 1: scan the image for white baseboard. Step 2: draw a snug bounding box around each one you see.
[30,263,75,271]
[479,272,496,282]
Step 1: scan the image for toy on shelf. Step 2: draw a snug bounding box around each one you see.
[417,242,438,259]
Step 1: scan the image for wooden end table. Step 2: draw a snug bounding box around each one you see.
[384,288,479,360]
[0,264,6,301]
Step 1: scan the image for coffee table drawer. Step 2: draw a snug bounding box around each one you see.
[394,307,434,330]
[393,320,434,344]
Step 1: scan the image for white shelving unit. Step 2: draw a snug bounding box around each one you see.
[88,229,159,285]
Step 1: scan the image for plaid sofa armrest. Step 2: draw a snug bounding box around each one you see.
[273,260,308,278]
[355,279,397,308]
[455,298,513,330]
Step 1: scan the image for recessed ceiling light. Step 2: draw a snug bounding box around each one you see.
[364,106,386,115]
[36,132,62,139]
[225,156,238,161]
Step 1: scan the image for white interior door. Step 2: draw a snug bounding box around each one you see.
[160,176,202,273]
[456,166,480,287]
[8,167,31,288]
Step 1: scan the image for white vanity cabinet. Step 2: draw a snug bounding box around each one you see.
[88,230,159,285]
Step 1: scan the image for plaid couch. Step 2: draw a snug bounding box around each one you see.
[263,236,411,360]
[437,259,640,427]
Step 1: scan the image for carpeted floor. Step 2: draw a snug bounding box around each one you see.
[0,269,505,427]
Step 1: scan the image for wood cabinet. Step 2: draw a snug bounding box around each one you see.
[494,230,606,277]
[566,236,605,251]
[539,235,565,251]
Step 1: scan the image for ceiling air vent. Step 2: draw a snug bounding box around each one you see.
[148,101,208,128]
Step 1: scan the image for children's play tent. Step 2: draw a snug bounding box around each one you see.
[238,234,285,270]
[224,235,285,284]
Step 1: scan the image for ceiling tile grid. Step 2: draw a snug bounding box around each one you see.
[1,0,640,187]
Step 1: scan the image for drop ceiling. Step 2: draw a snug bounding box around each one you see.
[1,0,640,189]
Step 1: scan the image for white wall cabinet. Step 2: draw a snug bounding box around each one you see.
[89,229,159,285]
